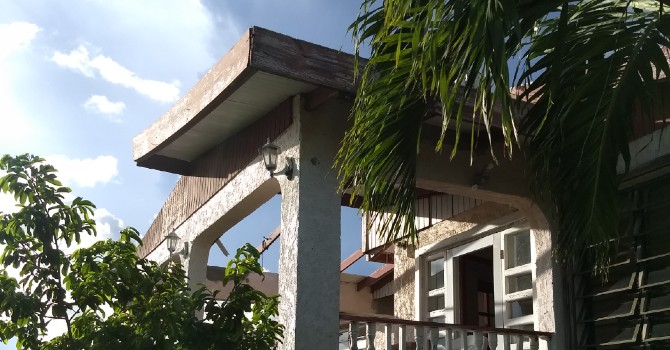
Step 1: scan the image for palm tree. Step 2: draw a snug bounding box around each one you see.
[337,0,670,269]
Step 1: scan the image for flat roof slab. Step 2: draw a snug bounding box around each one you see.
[133,27,359,174]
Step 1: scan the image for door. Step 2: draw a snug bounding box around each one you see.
[445,234,498,325]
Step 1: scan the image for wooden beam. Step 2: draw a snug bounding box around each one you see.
[365,242,395,264]
[251,27,363,94]
[341,193,363,208]
[305,86,339,111]
[215,239,229,256]
[138,155,192,175]
[369,252,394,264]
[369,272,394,293]
[357,263,394,291]
[257,225,281,254]
[340,248,364,272]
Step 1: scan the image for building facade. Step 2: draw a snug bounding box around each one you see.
[133,27,670,349]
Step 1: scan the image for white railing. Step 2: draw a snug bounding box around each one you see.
[339,312,552,350]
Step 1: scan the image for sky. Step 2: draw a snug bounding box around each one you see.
[0,0,380,346]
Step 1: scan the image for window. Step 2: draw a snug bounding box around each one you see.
[420,224,537,332]
[426,255,447,323]
[503,230,536,328]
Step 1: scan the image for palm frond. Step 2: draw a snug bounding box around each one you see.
[519,0,670,268]
[340,0,670,269]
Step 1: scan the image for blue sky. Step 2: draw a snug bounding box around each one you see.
[0,1,381,346]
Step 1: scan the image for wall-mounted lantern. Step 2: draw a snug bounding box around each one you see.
[260,139,294,180]
[165,230,189,258]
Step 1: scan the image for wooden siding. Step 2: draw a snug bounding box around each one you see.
[138,99,293,257]
[372,280,395,300]
[364,194,484,253]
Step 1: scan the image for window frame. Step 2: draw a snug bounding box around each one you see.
[416,215,539,332]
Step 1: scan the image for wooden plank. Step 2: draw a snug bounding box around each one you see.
[215,239,229,256]
[250,27,363,94]
[305,86,340,111]
[341,248,365,272]
[342,193,364,208]
[357,264,394,291]
[139,155,192,174]
[257,225,281,254]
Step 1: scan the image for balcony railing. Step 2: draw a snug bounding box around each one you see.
[339,312,553,350]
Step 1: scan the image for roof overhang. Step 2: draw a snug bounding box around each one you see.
[133,27,360,174]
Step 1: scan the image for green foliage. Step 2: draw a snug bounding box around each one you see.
[340,0,670,269]
[0,154,283,349]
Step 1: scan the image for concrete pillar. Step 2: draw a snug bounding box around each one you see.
[183,237,210,319]
[276,95,345,349]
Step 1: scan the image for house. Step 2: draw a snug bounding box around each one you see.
[132,27,670,349]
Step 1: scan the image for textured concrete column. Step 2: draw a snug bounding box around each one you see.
[277,95,346,349]
[183,239,209,319]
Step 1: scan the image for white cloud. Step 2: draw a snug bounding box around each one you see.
[0,22,40,60]
[46,155,119,188]
[50,45,94,77]
[0,22,41,149]
[93,208,124,241]
[84,95,125,121]
[63,207,124,254]
[51,45,180,103]
[0,79,35,149]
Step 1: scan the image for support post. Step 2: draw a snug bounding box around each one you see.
[277,95,345,349]
[183,237,209,320]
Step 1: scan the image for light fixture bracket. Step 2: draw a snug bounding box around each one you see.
[271,157,295,180]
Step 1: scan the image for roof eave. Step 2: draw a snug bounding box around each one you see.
[132,27,361,173]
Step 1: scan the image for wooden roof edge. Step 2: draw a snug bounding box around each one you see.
[133,26,364,169]
[133,28,254,164]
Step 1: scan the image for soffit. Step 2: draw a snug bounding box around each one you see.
[133,26,359,174]
[155,71,313,161]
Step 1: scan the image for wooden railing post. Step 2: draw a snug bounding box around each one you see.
[338,313,553,350]
[502,334,511,350]
[398,325,407,350]
[366,322,376,350]
[530,336,539,350]
[474,331,484,350]
[488,332,498,350]
[384,323,393,350]
[349,321,359,350]
[415,326,425,350]
[459,330,468,350]
[429,328,439,350]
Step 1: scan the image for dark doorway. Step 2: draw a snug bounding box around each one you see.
[458,246,494,327]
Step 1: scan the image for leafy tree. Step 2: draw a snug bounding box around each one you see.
[0,154,283,349]
[339,0,670,268]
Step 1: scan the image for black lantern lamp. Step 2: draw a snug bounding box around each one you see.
[260,139,294,180]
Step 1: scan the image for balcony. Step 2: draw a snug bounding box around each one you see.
[339,312,553,350]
